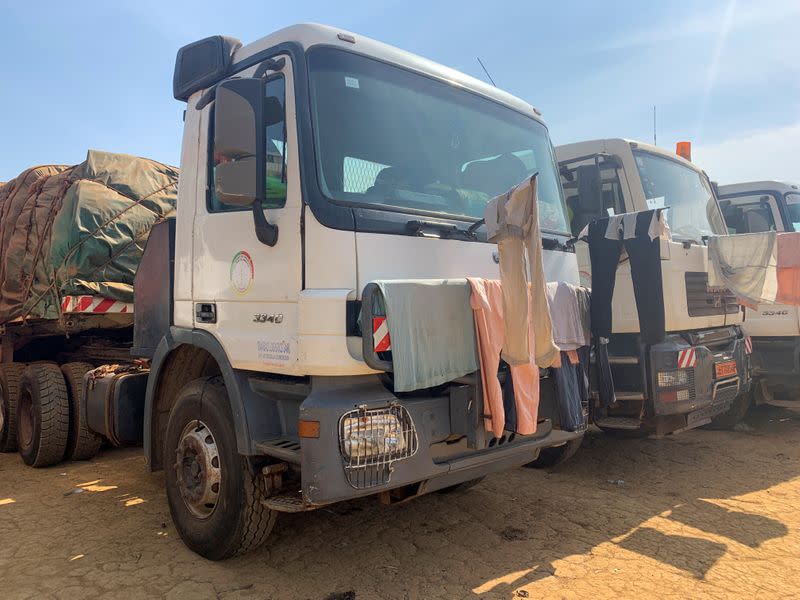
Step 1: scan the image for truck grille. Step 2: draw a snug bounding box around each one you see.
[685,272,738,317]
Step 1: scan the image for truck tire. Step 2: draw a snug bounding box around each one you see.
[524,435,584,469]
[17,363,70,468]
[61,362,102,461]
[164,376,277,560]
[705,387,753,430]
[0,363,26,452]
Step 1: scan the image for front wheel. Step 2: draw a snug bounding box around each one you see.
[164,376,277,560]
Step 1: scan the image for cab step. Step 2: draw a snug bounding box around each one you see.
[254,438,301,464]
[261,492,316,513]
[609,356,639,365]
[614,391,645,402]
[595,416,642,430]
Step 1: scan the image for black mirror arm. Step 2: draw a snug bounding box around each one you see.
[252,201,279,246]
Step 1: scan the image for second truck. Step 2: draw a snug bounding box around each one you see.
[555,139,751,435]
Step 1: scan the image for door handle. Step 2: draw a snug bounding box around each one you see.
[195,303,217,324]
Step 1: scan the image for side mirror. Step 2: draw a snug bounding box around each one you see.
[575,164,603,214]
[214,78,264,206]
[213,77,279,246]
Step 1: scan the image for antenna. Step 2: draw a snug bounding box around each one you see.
[653,105,657,145]
[476,57,497,87]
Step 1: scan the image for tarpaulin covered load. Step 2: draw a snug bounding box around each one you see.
[0,151,178,324]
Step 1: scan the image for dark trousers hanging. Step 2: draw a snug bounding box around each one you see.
[587,211,666,345]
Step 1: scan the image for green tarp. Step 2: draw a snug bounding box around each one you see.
[0,151,178,324]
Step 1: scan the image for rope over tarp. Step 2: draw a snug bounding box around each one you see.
[0,150,178,324]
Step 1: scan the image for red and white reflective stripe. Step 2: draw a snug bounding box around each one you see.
[744,336,753,354]
[373,316,391,352]
[60,295,133,314]
[677,348,697,369]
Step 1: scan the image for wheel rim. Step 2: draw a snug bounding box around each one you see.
[175,420,221,520]
[18,387,34,451]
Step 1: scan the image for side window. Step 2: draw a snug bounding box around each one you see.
[209,74,287,212]
[719,194,777,234]
[559,158,625,236]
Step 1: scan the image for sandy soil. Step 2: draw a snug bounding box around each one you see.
[1,404,799,600]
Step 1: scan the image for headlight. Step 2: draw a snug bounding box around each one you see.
[341,412,407,460]
[658,370,689,387]
[339,404,419,489]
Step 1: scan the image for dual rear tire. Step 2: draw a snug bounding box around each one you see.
[2,361,100,467]
[0,364,26,452]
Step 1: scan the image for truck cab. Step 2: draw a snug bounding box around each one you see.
[133,24,584,558]
[555,139,750,434]
[718,181,800,400]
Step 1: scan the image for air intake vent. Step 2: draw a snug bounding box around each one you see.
[685,272,738,317]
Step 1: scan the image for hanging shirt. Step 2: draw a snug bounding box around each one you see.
[546,281,588,351]
[467,278,540,437]
[484,174,559,368]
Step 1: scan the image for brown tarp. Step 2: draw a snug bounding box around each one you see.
[0,151,178,324]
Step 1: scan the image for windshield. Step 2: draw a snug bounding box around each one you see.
[633,150,727,240]
[785,193,800,231]
[308,48,569,234]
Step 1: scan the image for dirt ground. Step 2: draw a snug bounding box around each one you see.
[1,405,799,600]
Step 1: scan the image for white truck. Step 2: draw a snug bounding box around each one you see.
[555,139,751,434]
[717,181,800,407]
[1,24,585,559]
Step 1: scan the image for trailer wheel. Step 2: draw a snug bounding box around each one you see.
[17,363,70,468]
[61,362,102,461]
[164,376,277,560]
[0,363,26,452]
[524,435,584,469]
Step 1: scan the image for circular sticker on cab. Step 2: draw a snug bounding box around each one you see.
[230,250,254,295]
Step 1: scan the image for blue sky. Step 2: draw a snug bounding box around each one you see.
[1,0,797,183]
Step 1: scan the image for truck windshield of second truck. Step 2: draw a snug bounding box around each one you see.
[633,150,727,242]
[308,47,569,234]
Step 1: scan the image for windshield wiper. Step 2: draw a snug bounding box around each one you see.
[405,219,476,240]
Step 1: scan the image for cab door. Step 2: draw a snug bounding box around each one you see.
[192,55,303,373]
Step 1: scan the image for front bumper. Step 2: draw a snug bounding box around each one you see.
[298,375,581,506]
[649,326,750,422]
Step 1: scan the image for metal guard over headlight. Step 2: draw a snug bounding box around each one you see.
[657,369,689,388]
[338,403,418,489]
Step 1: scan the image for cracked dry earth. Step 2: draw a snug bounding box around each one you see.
[1,404,799,600]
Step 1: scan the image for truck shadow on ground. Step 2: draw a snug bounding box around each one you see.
[247,403,798,596]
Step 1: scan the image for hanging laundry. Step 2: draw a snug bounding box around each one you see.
[708,232,777,307]
[707,231,800,307]
[546,281,589,351]
[575,286,592,345]
[484,174,559,368]
[372,279,478,393]
[595,338,617,408]
[776,232,800,305]
[467,277,539,438]
[585,209,667,346]
[552,350,588,432]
